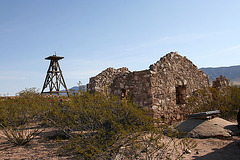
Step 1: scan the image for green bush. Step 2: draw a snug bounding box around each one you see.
[186,86,240,119]
[45,92,196,159]
[0,88,60,127]
[0,89,196,159]
[0,88,61,145]
[46,92,156,158]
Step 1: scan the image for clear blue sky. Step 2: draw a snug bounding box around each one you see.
[1,0,240,96]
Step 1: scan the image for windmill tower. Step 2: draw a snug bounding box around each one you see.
[41,54,69,96]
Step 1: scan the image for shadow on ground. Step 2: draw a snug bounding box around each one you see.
[193,140,240,160]
[175,119,205,133]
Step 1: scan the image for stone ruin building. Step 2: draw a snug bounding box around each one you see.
[87,52,210,123]
[212,75,230,89]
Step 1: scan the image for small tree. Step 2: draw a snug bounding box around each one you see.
[17,87,40,97]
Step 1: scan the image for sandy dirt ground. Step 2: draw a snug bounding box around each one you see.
[0,129,240,160]
[182,137,240,160]
[0,136,71,160]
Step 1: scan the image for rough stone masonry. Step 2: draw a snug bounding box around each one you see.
[87,52,210,123]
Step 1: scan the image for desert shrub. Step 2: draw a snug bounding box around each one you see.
[0,88,63,145]
[186,86,240,119]
[0,88,61,127]
[45,92,196,159]
[17,87,40,97]
[0,123,42,146]
[0,89,196,158]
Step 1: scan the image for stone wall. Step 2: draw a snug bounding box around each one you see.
[212,75,230,89]
[149,52,209,123]
[109,70,152,109]
[87,52,210,123]
[87,67,130,94]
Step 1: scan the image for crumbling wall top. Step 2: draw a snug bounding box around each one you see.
[149,51,198,73]
[88,67,130,93]
[94,67,130,77]
[212,75,230,89]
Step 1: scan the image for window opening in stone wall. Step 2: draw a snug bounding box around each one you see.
[121,89,127,100]
[176,85,186,104]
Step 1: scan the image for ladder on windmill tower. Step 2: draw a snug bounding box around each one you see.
[41,54,69,96]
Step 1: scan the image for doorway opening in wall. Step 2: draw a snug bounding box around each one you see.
[176,85,186,104]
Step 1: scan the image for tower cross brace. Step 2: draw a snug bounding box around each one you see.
[41,54,69,96]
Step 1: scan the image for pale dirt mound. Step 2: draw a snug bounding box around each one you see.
[175,117,240,138]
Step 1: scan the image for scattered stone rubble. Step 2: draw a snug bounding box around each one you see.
[88,52,210,123]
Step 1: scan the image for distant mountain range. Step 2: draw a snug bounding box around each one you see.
[200,65,240,84]
[59,85,86,95]
[68,85,87,92]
